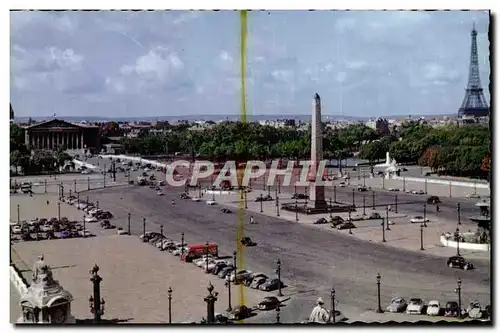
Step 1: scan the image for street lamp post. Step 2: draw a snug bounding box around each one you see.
[268,185,271,196]
[87,177,90,191]
[333,185,337,203]
[57,202,61,223]
[376,273,383,313]
[276,305,281,324]
[331,287,336,324]
[260,193,263,213]
[181,232,185,259]
[278,177,281,194]
[363,172,366,187]
[420,224,425,250]
[89,264,105,324]
[225,275,232,312]
[424,177,428,194]
[352,189,355,208]
[205,241,209,273]
[348,209,352,234]
[168,287,173,324]
[382,218,386,243]
[294,185,297,196]
[96,200,99,210]
[244,190,248,209]
[385,205,390,230]
[403,177,406,192]
[423,204,427,227]
[83,215,86,238]
[69,189,72,199]
[295,199,299,222]
[362,196,366,216]
[329,197,333,219]
[77,193,80,209]
[457,203,461,225]
[455,278,462,316]
[142,218,146,242]
[263,174,266,191]
[372,191,375,210]
[276,196,280,217]
[455,227,461,256]
[204,282,218,324]
[127,213,131,235]
[17,204,20,224]
[276,259,283,296]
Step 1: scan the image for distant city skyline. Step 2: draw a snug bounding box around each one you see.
[11,10,490,118]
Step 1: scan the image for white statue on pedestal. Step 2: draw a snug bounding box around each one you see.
[18,255,75,324]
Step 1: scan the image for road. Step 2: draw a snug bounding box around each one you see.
[85,184,491,323]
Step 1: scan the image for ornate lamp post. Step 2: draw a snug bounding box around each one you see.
[89,264,105,323]
[244,190,248,209]
[362,195,366,216]
[331,287,336,323]
[372,191,376,210]
[376,273,383,313]
[329,197,333,219]
[127,213,131,235]
[275,305,281,324]
[168,287,173,324]
[420,224,424,250]
[205,241,210,273]
[225,276,232,312]
[381,218,386,243]
[333,185,337,203]
[204,282,218,324]
[96,200,99,210]
[276,259,283,296]
[423,203,427,227]
[142,218,146,242]
[352,189,355,208]
[77,192,80,209]
[57,202,61,223]
[295,199,299,222]
[455,278,462,316]
[455,227,461,256]
[278,177,281,194]
[457,203,461,225]
[276,196,280,217]
[17,204,20,224]
[385,205,390,231]
[260,193,263,213]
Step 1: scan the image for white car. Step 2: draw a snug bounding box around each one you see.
[467,193,481,199]
[192,197,201,202]
[207,260,228,272]
[161,240,176,250]
[193,256,213,266]
[144,167,151,172]
[81,169,91,174]
[12,225,22,234]
[406,298,425,314]
[339,182,346,187]
[116,228,128,235]
[84,216,98,223]
[78,230,93,237]
[411,190,425,195]
[157,191,164,196]
[227,269,253,282]
[426,300,440,316]
[172,246,188,256]
[206,200,217,206]
[196,257,216,268]
[410,216,429,224]
[40,224,53,232]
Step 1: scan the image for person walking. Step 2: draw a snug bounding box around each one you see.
[250,216,254,224]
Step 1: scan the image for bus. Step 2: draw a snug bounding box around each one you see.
[181,243,218,262]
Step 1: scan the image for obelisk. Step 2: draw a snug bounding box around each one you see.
[309,93,327,209]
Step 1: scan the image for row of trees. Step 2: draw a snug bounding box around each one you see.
[10,124,73,176]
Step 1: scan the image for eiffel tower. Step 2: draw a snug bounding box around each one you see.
[458,23,489,117]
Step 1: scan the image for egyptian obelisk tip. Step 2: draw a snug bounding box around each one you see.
[314,93,320,101]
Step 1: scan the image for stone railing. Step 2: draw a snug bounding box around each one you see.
[440,234,490,252]
[10,264,29,296]
[392,176,489,189]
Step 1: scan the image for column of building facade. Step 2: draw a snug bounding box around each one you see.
[80,132,84,150]
[74,132,78,149]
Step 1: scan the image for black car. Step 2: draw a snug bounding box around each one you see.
[221,208,232,214]
[444,301,460,317]
[357,186,368,192]
[241,237,257,247]
[255,195,273,202]
[314,218,328,224]
[228,305,253,321]
[447,256,474,270]
[259,278,284,292]
[218,266,234,279]
[180,193,191,199]
[427,196,441,204]
[258,296,281,310]
[291,193,308,200]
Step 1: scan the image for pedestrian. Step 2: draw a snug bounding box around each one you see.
[250,216,254,224]
[436,204,440,212]
[46,200,49,206]
[172,199,175,205]
[308,297,330,324]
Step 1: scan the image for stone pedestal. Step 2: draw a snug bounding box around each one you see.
[17,255,75,324]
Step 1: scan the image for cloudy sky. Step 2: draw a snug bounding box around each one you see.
[10,10,490,118]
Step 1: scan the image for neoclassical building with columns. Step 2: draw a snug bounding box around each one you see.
[24,119,101,152]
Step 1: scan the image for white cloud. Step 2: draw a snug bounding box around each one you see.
[345,60,368,70]
[423,63,460,84]
[219,50,233,63]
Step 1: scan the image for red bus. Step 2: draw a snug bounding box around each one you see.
[181,243,218,262]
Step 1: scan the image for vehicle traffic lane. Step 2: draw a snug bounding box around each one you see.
[86,185,490,320]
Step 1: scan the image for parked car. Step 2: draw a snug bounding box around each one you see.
[12,225,23,234]
[314,218,328,225]
[116,228,128,235]
[339,182,347,187]
[250,276,268,289]
[388,188,400,192]
[180,193,191,199]
[84,216,98,223]
[241,237,257,247]
[291,193,308,200]
[410,216,429,224]
[243,272,266,286]
[212,262,230,275]
[467,193,481,199]
[357,185,368,192]
[227,269,253,283]
[447,256,474,270]
[259,278,283,292]
[207,260,228,272]
[386,297,407,313]
[426,300,440,316]
[228,305,253,321]
[258,296,281,310]
[218,266,234,279]
[369,212,381,219]
[172,246,188,256]
[444,301,460,317]
[467,302,483,319]
[192,197,202,202]
[406,298,424,314]
[221,208,232,214]
[206,200,217,206]
[427,196,441,204]
[348,214,364,221]
[337,222,356,230]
